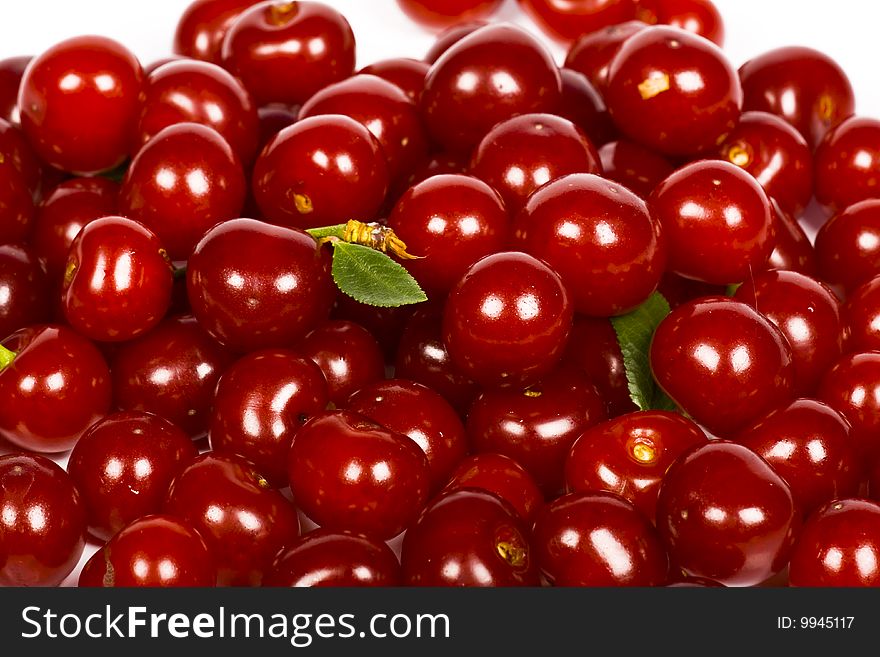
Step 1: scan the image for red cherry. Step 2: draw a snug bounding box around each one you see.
[19,36,144,174]
[423,21,487,63]
[0,454,85,587]
[173,0,260,63]
[648,0,724,45]
[767,200,817,276]
[0,56,31,124]
[557,69,617,147]
[518,0,639,43]
[597,139,674,198]
[401,489,538,586]
[256,104,297,150]
[397,0,502,29]
[331,294,413,361]
[815,200,880,292]
[818,352,880,461]
[0,118,41,195]
[564,20,649,90]
[288,410,431,540]
[404,151,469,191]
[360,58,429,104]
[656,271,725,309]
[814,116,880,214]
[0,243,50,340]
[845,275,880,352]
[0,157,34,244]
[656,441,800,586]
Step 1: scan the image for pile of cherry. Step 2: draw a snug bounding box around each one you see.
[1,0,879,589]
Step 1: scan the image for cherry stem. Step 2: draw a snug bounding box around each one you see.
[308,219,422,260]
[0,344,15,370]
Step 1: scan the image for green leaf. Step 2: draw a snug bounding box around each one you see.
[611,292,677,412]
[726,282,742,296]
[306,224,347,240]
[331,242,427,307]
[0,344,15,370]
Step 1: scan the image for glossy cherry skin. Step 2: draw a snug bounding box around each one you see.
[288,410,431,539]
[789,499,880,587]
[737,400,861,516]
[564,20,648,91]
[348,379,468,491]
[739,46,854,149]
[0,56,30,124]
[814,116,880,214]
[514,173,665,316]
[221,0,355,107]
[656,441,800,586]
[397,0,502,29]
[164,452,300,586]
[767,200,817,276]
[210,349,328,486]
[818,352,880,461]
[605,26,741,157]
[650,298,795,436]
[596,139,674,199]
[557,69,617,147]
[846,275,880,352]
[647,0,724,45]
[18,36,144,174]
[61,216,174,342]
[0,325,111,453]
[565,411,708,520]
[717,111,813,218]
[815,200,880,292]
[388,174,509,297]
[533,491,669,586]
[120,123,247,261]
[401,489,538,586]
[656,272,724,309]
[0,118,41,195]
[360,58,429,104]
[173,0,260,63]
[256,104,297,150]
[79,514,215,587]
[138,59,260,164]
[0,244,50,339]
[67,411,197,542]
[470,113,601,215]
[331,294,413,361]
[518,0,638,43]
[187,218,334,352]
[0,454,85,587]
[421,24,562,154]
[423,21,487,63]
[442,251,573,389]
[0,158,34,244]
[253,115,389,229]
[649,160,773,284]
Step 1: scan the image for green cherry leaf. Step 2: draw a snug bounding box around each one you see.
[306,224,348,241]
[330,242,428,307]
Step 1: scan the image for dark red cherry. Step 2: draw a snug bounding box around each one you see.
[0,244,50,340]
[0,325,111,453]
[421,24,562,154]
[67,412,198,541]
[0,118,41,195]
[79,514,215,587]
[442,251,573,389]
[256,103,297,150]
[404,151,469,191]
[767,200,817,276]
[656,272,725,309]
[470,113,601,214]
[518,0,639,43]
[401,488,538,586]
[649,160,773,284]
[557,69,617,147]
[360,58,429,104]
[647,0,724,45]
[19,36,144,174]
[0,454,85,587]
[331,294,412,361]
[656,441,800,586]
[533,491,669,586]
[164,452,300,586]
[288,410,431,539]
[605,26,741,157]
[514,172,665,316]
[397,0,502,29]
[266,529,401,587]
[0,56,31,124]
[565,410,708,520]
[423,21,487,62]
[564,20,649,90]
[221,0,355,107]
[815,200,880,292]
[597,139,674,198]
[818,352,880,461]
[650,297,795,436]
[815,116,880,214]
[0,158,34,244]
[846,275,880,352]
[187,218,334,352]
[174,0,260,64]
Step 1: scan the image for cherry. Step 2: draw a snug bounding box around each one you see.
[256,104,297,150]
[120,123,247,261]
[470,113,602,215]
[331,294,413,361]
[187,218,334,352]
[173,0,260,64]
[111,315,232,439]
[647,0,724,45]
[656,441,800,586]
[0,157,34,244]
[288,410,431,540]
[845,275,880,352]
[514,173,666,317]
[0,55,31,123]
[164,452,300,586]
[298,320,385,406]
[605,26,741,157]
[442,251,573,389]
[252,115,388,229]
[717,111,813,218]
[557,69,617,147]
[359,58,429,104]
[818,352,880,461]
[649,160,773,284]
[814,116,880,214]
[266,529,401,587]
[423,21,487,63]
[443,453,544,524]
[767,200,817,277]
[420,23,562,153]
[650,297,795,436]
[467,367,606,495]
[0,454,85,587]
[299,74,429,187]
[401,489,538,586]
[79,514,215,587]
[387,174,509,297]
[518,0,639,44]
[221,0,355,107]
[348,379,468,491]
[565,410,708,520]
[18,36,144,174]
[210,349,328,486]
[533,491,669,586]
[0,118,41,195]
[739,46,855,149]
[789,499,880,587]
[657,271,725,309]
[404,151,469,191]
[564,20,649,90]
[396,0,502,29]
[67,411,198,541]
[737,399,861,516]
[0,325,111,453]
[138,59,260,165]
[0,244,50,340]
[597,139,674,198]
[734,271,845,396]
[815,200,880,292]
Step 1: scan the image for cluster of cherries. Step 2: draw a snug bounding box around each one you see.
[1,0,880,589]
